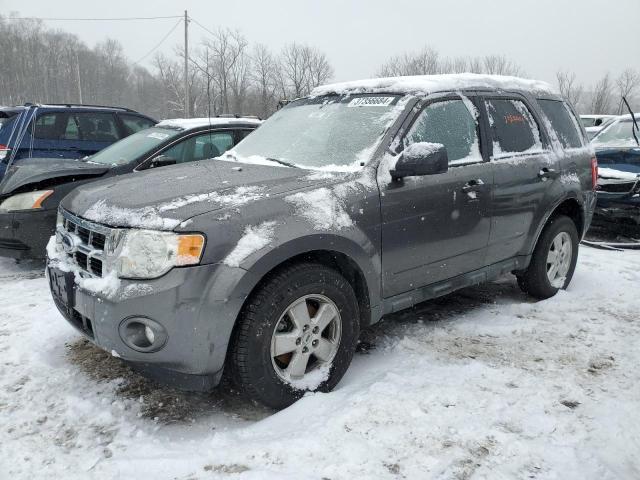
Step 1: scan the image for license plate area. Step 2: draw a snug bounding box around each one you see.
[48,268,76,310]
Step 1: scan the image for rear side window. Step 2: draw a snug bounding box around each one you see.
[538,100,584,149]
[192,132,234,160]
[120,114,156,135]
[75,113,119,142]
[405,99,481,164]
[485,99,543,157]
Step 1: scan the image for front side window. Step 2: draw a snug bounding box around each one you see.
[485,99,543,157]
[538,99,584,149]
[230,94,405,171]
[33,113,66,140]
[75,113,119,142]
[161,131,234,164]
[404,99,481,165]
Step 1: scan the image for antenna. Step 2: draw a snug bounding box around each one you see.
[622,96,639,147]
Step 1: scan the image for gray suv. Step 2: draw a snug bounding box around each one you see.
[47,74,596,409]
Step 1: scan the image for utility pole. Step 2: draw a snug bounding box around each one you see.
[75,51,83,104]
[183,10,189,118]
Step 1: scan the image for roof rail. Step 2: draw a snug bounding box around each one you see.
[21,102,138,113]
[215,113,261,120]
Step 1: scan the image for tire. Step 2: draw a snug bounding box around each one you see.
[516,215,579,299]
[228,262,360,409]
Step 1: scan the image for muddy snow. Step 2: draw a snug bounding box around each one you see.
[1,246,639,479]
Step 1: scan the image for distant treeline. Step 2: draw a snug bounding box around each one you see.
[0,16,636,119]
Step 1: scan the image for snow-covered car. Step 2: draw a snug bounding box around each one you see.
[581,114,617,140]
[46,74,596,409]
[591,114,640,227]
[0,117,260,259]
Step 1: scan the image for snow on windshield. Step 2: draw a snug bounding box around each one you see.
[592,119,640,148]
[225,95,407,171]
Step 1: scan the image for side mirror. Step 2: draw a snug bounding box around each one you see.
[390,142,449,180]
[149,154,176,168]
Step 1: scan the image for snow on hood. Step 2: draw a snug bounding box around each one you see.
[156,117,262,130]
[598,167,640,181]
[312,73,556,97]
[61,160,336,230]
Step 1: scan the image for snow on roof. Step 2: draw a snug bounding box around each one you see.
[156,117,262,130]
[312,73,557,97]
[581,114,617,119]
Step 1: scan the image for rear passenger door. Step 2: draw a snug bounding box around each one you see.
[479,94,561,264]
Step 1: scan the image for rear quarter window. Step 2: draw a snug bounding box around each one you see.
[538,99,584,149]
[485,98,543,157]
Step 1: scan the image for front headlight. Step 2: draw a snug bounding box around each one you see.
[115,229,205,279]
[0,190,53,212]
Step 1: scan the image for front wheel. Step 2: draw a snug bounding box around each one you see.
[517,215,579,299]
[228,262,360,409]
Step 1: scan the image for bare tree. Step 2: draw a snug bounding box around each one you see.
[556,71,584,108]
[590,73,614,114]
[377,46,440,77]
[482,55,523,76]
[250,44,278,118]
[615,68,640,114]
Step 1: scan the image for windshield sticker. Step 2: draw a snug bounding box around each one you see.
[348,97,394,107]
[147,132,170,140]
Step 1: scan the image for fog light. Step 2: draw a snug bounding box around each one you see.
[118,316,167,353]
[144,325,155,344]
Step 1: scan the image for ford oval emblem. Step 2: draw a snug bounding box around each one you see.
[61,233,81,254]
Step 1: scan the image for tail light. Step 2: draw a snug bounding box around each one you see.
[0,144,10,161]
[591,156,598,190]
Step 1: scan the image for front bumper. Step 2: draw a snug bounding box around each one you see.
[0,208,56,259]
[47,261,255,391]
[594,192,640,226]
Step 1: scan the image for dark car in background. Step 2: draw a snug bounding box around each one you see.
[0,116,261,259]
[0,104,156,178]
[591,114,640,229]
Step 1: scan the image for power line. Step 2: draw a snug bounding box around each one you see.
[189,17,217,38]
[4,15,182,21]
[132,18,182,65]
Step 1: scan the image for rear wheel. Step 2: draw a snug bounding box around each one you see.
[228,262,359,409]
[517,215,579,299]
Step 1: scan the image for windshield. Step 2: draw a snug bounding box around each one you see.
[592,119,640,148]
[87,126,180,166]
[228,95,405,170]
[0,113,19,144]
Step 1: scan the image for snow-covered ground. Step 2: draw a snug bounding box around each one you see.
[1,246,639,479]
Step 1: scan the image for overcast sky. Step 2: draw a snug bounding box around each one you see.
[1,0,638,86]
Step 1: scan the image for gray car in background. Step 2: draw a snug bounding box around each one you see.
[47,74,596,409]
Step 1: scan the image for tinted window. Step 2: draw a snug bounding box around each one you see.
[120,114,156,135]
[538,100,583,149]
[405,99,481,164]
[34,113,66,140]
[192,132,234,160]
[75,113,119,142]
[485,99,543,156]
[162,131,234,164]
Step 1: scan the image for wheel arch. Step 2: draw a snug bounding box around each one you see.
[530,195,585,255]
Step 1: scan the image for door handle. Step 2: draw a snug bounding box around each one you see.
[538,167,557,180]
[462,179,484,192]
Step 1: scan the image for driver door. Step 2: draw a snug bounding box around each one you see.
[379,95,493,299]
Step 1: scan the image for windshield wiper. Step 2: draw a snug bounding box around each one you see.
[266,157,299,168]
[622,96,640,147]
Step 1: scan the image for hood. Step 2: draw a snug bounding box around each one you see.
[0,157,109,195]
[61,160,340,230]
[594,147,640,174]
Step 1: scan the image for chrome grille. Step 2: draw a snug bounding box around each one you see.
[57,209,112,277]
